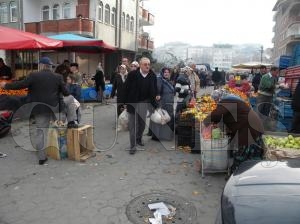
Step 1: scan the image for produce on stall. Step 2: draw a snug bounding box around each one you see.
[264,134,300,160]
[0,80,28,96]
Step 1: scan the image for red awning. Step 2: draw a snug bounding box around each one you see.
[0,26,63,50]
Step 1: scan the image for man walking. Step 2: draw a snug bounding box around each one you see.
[212,67,222,90]
[252,65,267,93]
[0,57,69,165]
[256,66,279,121]
[124,57,157,155]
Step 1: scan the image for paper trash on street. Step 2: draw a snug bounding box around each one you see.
[148,202,171,224]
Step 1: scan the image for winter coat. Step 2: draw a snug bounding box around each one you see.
[124,69,157,114]
[4,69,69,114]
[111,73,127,104]
[92,70,105,92]
[203,97,264,147]
[175,74,191,102]
[157,76,175,116]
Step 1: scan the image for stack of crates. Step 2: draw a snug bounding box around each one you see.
[276,99,293,131]
[290,45,300,66]
[176,116,200,153]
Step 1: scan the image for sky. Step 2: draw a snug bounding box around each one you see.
[143,0,278,48]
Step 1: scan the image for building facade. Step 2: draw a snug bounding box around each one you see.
[0,0,154,77]
[272,0,300,61]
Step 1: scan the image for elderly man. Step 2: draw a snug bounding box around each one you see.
[124,57,157,154]
[0,57,69,165]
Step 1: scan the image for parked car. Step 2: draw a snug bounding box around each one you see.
[216,160,300,224]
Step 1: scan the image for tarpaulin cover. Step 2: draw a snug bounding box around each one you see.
[0,25,63,50]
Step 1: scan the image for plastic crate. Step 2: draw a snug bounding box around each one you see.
[277,118,293,132]
[200,137,229,176]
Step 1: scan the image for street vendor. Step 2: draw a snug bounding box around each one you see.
[0,58,12,80]
[203,89,265,174]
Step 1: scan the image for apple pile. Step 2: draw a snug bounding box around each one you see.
[264,135,300,149]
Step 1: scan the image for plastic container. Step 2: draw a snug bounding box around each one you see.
[201,137,229,176]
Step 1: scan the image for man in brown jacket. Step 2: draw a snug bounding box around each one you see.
[203,90,264,173]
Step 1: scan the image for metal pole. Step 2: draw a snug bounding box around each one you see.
[260,45,263,63]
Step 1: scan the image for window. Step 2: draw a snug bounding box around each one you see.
[62,2,71,19]
[42,5,50,21]
[126,14,130,31]
[52,4,60,20]
[9,1,17,22]
[0,3,8,23]
[121,12,125,29]
[111,7,116,26]
[130,16,134,32]
[97,1,103,22]
[104,4,110,24]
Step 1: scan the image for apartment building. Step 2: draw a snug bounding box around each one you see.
[272,0,300,61]
[0,0,154,77]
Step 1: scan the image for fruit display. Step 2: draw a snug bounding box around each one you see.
[224,86,250,106]
[0,80,28,96]
[180,95,217,123]
[264,135,300,149]
[0,88,28,96]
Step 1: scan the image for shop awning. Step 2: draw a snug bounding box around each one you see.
[48,34,116,52]
[0,25,63,50]
[232,62,273,69]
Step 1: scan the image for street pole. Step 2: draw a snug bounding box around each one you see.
[260,45,264,63]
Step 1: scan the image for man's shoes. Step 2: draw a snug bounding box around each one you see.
[136,139,145,146]
[129,147,136,155]
[67,121,78,129]
[39,158,48,165]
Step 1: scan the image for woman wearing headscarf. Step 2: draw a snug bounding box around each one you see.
[150,67,175,141]
[203,89,265,174]
[111,64,128,116]
[92,63,106,103]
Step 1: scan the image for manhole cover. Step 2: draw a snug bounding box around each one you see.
[126,192,197,224]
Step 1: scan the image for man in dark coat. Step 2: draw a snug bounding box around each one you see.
[92,63,106,103]
[0,57,69,165]
[124,57,157,154]
[252,65,267,93]
[291,80,300,133]
[212,67,222,89]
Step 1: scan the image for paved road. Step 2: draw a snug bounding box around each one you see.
[0,86,226,224]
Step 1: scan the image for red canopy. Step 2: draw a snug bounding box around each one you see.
[0,26,63,50]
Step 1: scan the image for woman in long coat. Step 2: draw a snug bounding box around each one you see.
[151,68,175,141]
[111,64,128,116]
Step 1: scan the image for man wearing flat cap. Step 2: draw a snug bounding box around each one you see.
[0,57,69,165]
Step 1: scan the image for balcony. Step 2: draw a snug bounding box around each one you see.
[138,36,154,51]
[139,6,154,26]
[25,18,94,37]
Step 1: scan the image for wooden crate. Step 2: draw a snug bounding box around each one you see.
[67,125,95,162]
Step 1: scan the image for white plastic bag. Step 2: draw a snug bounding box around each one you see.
[118,109,129,131]
[150,108,171,125]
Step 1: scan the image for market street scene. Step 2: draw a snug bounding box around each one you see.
[1,0,300,224]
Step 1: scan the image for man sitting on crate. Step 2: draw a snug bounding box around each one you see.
[203,89,265,174]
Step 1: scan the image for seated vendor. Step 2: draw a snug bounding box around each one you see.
[0,58,12,80]
[203,89,265,174]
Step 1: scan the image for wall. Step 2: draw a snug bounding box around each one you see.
[23,0,77,23]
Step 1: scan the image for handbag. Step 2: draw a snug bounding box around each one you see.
[150,108,171,125]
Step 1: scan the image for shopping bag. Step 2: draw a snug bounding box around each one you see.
[150,108,171,125]
[118,109,129,131]
[46,128,61,160]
